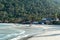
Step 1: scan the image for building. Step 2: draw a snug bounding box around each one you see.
[39,18,55,24]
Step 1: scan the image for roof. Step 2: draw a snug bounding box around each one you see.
[42,18,55,21]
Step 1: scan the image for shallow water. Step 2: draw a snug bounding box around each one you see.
[0,23,25,40]
[0,29,25,40]
[0,23,44,40]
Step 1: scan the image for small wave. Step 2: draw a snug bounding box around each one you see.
[4,31,25,40]
[0,28,25,40]
[0,30,25,40]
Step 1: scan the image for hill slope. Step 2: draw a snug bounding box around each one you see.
[0,0,60,23]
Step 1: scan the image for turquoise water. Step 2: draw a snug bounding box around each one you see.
[0,23,24,40]
[0,23,44,40]
[0,29,25,40]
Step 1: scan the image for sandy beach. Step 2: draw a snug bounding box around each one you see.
[27,25,60,40]
[18,28,60,40]
[1,24,60,40]
[10,25,60,40]
[28,30,60,40]
[28,36,60,40]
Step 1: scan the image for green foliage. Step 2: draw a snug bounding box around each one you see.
[0,0,59,23]
[0,3,4,9]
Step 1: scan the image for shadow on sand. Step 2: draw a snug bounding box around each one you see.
[20,33,60,40]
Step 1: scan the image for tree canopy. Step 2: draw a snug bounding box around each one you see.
[0,0,60,23]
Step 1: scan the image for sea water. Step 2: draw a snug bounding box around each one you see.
[0,23,44,40]
[0,23,25,40]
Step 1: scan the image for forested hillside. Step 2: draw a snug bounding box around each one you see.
[0,0,60,23]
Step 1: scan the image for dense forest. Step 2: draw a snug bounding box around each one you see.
[0,0,60,23]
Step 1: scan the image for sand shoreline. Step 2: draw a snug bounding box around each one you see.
[28,30,60,40]
[10,24,60,40]
[19,26,60,40]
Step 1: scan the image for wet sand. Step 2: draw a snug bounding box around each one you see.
[28,29,60,40]
[11,24,60,40]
